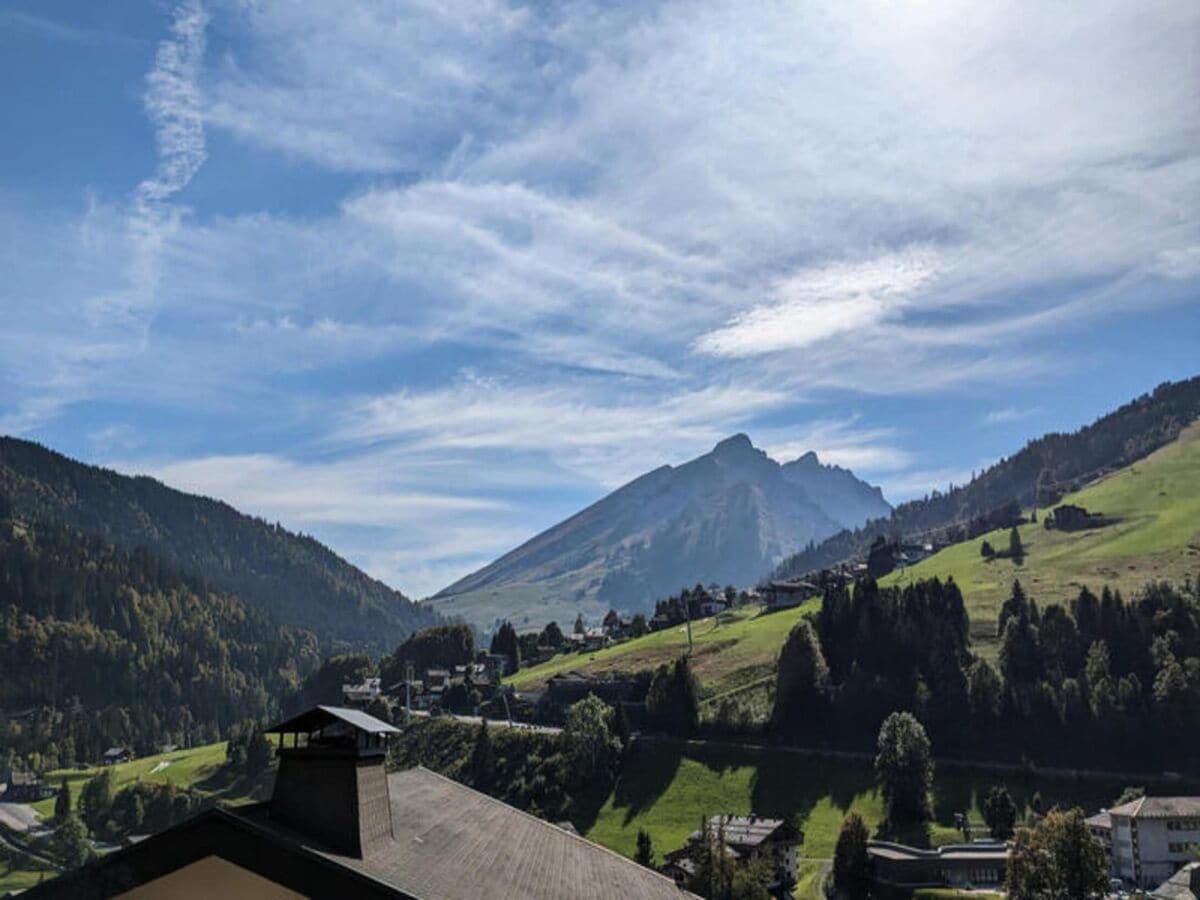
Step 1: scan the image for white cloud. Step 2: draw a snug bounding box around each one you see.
[983,406,1039,426]
[694,252,939,358]
[127,452,504,527]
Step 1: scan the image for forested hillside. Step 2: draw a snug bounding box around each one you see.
[0,437,437,654]
[774,376,1200,579]
[0,509,319,769]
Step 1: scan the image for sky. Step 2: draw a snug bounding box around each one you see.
[1,0,1197,599]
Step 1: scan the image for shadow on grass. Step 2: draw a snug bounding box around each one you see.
[749,750,873,836]
[609,740,685,827]
[874,818,934,848]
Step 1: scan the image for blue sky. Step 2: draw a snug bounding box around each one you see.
[1,0,1197,598]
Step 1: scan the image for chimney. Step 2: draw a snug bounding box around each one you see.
[263,706,400,857]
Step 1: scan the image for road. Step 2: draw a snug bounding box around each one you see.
[405,709,562,735]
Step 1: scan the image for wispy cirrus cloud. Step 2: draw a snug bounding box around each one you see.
[2,0,1197,596]
[983,406,1040,426]
[694,252,940,358]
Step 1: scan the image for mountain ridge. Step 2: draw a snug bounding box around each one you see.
[771,375,1200,581]
[432,435,890,630]
[0,436,438,655]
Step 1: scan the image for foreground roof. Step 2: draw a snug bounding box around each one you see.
[29,767,694,900]
[1152,862,1200,900]
[287,767,693,899]
[1108,796,1200,819]
[265,705,400,735]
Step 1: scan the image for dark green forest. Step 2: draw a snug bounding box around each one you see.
[772,574,1200,772]
[0,509,320,770]
[775,376,1200,578]
[0,437,438,655]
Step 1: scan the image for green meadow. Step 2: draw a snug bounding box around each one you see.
[506,599,819,699]
[583,739,1138,867]
[30,741,262,821]
[883,421,1200,656]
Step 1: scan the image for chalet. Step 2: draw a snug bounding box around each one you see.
[565,628,611,651]
[1046,503,1109,532]
[26,706,694,900]
[897,542,935,566]
[696,597,726,618]
[480,652,511,678]
[762,580,818,611]
[867,840,1008,888]
[341,677,382,706]
[102,746,132,766]
[4,769,56,802]
[666,814,802,894]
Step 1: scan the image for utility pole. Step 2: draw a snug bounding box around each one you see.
[404,662,414,717]
[684,600,694,655]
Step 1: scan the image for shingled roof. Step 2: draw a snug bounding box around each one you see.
[1109,796,1200,819]
[29,767,695,900]
[239,767,694,899]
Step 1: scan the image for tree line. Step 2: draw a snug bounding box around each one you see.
[772,574,1200,771]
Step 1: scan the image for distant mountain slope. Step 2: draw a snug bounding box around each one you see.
[882,418,1200,652]
[0,437,438,655]
[506,421,1200,700]
[432,434,889,630]
[773,375,1200,580]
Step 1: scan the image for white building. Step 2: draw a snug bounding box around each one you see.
[1105,796,1200,889]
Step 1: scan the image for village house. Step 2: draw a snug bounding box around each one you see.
[1103,796,1200,889]
[565,627,611,652]
[695,596,726,618]
[3,769,56,802]
[762,580,819,611]
[867,840,1008,889]
[663,814,802,895]
[480,651,511,678]
[101,746,132,766]
[341,676,382,706]
[26,706,695,900]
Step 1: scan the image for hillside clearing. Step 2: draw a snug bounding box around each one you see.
[506,600,819,697]
[882,420,1200,656]
[30,742,263,821]
[584,739,1137,864]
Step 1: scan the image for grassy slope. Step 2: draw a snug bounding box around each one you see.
[882,420,1200,655]
[506,601,819,698]
[0,865,59,895]
[585,740,1132,865]
[29,742,260,820]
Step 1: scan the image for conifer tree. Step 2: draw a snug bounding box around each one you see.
[54,781,71,824]
[832,812,871,900]
[635,828,655,868]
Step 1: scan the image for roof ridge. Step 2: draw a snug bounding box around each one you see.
[406,766,694,894]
